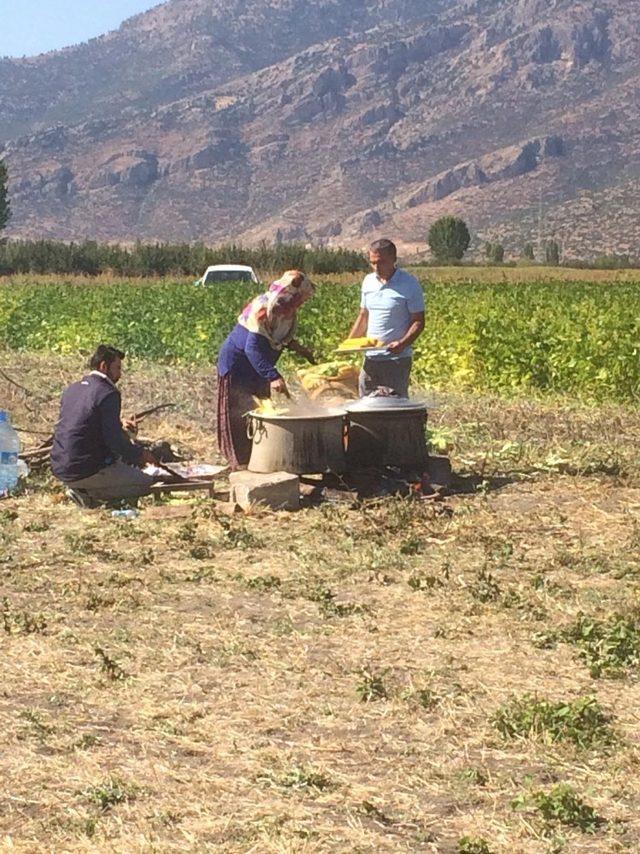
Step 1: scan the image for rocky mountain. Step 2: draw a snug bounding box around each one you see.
[2,0,640,258]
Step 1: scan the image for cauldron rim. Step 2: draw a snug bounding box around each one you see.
[248,407,347,422]
[345,400,427,414]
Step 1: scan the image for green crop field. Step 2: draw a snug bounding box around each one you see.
[0,272,638,402]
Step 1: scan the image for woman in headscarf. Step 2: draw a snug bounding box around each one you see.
[216,270,316,469]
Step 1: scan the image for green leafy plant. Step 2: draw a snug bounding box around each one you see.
[84,778,138,811]
[513,784,605,833]
[75,733,101,750]
[408,572,443,591]
[531,629,559,649]
[562,613,640,678]
[2,598,47,635]
[457,837,492,853]
[22,520,50,533]
[215,515,263,550]
[246,574,281,591]
[493,694,614,748]
[94,647,128,681]
[189,542,214,560]
[415,687,439,709]
[359,800,394,826]
[18,709,54,742]
[262,766,332,792]
[469,567,501,603]
[85,591,116,611]
[356,667,389,702]
[400,536,423,555]
[306,584,365,617]
[458,767,488,787]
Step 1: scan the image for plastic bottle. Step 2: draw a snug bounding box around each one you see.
[111,508,140,520]
[0,411,20,497]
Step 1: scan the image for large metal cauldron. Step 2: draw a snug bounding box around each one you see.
[345,398,428,469]
[247,408,347,474]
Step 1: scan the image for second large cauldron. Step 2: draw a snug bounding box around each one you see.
[345,397,428,469]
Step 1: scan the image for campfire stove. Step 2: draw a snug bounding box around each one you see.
[345,397,428,469]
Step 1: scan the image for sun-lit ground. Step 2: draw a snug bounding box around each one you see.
[2,352,640,852]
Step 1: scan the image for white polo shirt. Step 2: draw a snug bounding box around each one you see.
[360,268,425,360]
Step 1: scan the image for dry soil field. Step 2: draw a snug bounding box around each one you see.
[2,352,640,852]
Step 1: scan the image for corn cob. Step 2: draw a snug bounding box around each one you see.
[339,336,384,349]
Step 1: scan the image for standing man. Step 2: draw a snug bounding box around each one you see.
[348,238,425,398]
[51,345,158,506]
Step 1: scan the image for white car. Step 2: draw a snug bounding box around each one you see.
[195,264,260,286]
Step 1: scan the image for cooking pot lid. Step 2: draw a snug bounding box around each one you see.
[345,396,427,413]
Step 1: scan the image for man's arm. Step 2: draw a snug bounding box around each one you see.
[386,311,425,355]
[98,392,146,466]
[348,308,369,339]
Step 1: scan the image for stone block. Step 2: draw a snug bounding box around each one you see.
[426,454,452,489]
[229,471,300,511]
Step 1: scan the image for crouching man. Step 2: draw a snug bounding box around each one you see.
[51,345,158,506]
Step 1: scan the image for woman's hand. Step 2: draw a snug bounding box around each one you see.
[288,339,316,365]
[270,377,290,397]
[297,345,317,364]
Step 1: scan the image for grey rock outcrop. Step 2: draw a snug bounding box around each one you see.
[405,136,566,208]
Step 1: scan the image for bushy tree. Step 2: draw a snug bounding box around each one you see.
[545,239,560,266]
[594,253,631,270]
[428,216,470,263]
[0,160,10,234]
[485,241,504,263]
[523,242,535,261]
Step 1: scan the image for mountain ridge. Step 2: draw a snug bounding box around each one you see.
[2,0,639,258]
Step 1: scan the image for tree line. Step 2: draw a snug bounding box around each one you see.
[427,216,636,268]
[0,237,369,277]
[428,216,564,265]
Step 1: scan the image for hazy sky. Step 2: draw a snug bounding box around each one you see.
[0,0,162,58]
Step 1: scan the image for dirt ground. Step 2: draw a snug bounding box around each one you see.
[2,353,640,853]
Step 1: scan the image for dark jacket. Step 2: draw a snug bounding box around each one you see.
[50,373,143,482]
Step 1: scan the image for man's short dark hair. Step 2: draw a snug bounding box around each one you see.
[89,345,125,370]
[369,238,397,259]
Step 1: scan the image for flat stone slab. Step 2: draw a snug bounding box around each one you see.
[229,470,300,511]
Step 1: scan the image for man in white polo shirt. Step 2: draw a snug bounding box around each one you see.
[348,238,425,397]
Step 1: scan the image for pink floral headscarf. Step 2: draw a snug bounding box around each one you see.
[237,270,315,349]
